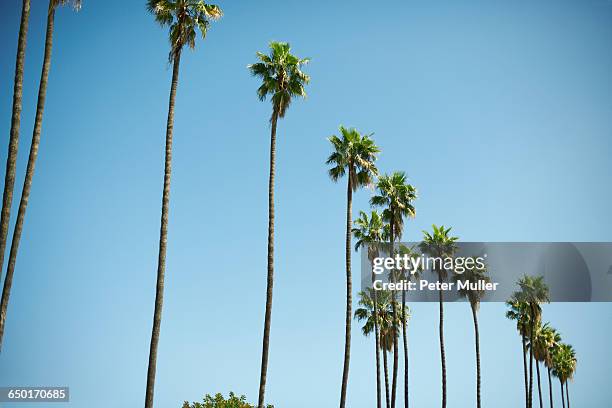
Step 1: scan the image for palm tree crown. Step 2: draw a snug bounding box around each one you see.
[327,126,380,190]
[248,42,310,119]
[147,0,222,61]
[454,258,490,309]
[370,172,417,239]
[353,210,389,257]
[552,343,577,383]
[419,225,458,279]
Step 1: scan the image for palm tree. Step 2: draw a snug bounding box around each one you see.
[552,344,576,408]
[419,225,458,408]
[453,258,490,408]
[145,2,222,407]
[353,210,389,408]
[0,0,80,352]
[371,171,417,408]
[395,243,420,408]
[355,289,407,408]
[542,326,562,408]
[0,0,31,351]
[327,126,379,408]
[515,275,550,408]
[506,297,532,408]
[532,323,560,408]
[248,41,310,408]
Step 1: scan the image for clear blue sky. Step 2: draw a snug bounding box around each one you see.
[1,0,611,407]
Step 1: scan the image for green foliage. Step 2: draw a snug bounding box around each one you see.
[182,392,273,408]
[370,172,417,240]
[354,289,409,352]
[248,41,310,118]
[418,224,458,279]
[147,0,223,61]
[327,126,380,190]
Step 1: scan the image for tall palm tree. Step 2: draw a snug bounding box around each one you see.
[248,41,310,408]
[0,0,31,350]
[0,0,80,352]
[395,243,419,408]
[371,171,416,408]
[419,225,458,408]
[506,297,532,408]
[453,258,490,408]
[542,326,562,408]
[355,289,407,408]
[353,210,389,408]
[327,126,379,408]
[532,323,560,408]
[552,343,576,408]
[145,2,222,407]
[515,275,550,408]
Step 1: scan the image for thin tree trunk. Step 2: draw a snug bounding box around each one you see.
[144,49,182,408]
[529,318,534,408]
[383,348,391,408]
[565,382,569,408]
[559,380,565,408]
[372,268,382,408]
[258,109,279,408]
[471,303,481,408]
[438,280,447,408]
[0,0,53,353]
[522,336,529,408]
[547,366,554,408]
[339,176,353,408]
[401,286,409,408]
[389,219,398,408]
[0,0,30,351]
[536,361,543,408]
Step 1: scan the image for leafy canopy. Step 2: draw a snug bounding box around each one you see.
[453,256,490,309]
[182,392,273,408]
[52,0,82,9]
[354,289,408,352]
[327,126,380,191]
[353,210,389,258]
[419,225,458,279]
[147,0,222,61]
[552,343,577,383]
[370,172,417,239]
[248,41,310,118]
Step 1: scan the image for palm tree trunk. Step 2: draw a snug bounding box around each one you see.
[536,361,544,408]
[258,109,279,408]
[0,0,53,353]
[144,48,182,408]
[383,348,391,408]
[470,303,481,408]
[522,336,529,408]
[536,361,543,408]
[372,272,382,408]
[438,281,447,408]
[339,176,353,408]
[529,319,534,408]
[565,382,569,408]
[389,219,398,408]
[401,287,409,408]
[0,0,30,351]
[559,380,565,408]
[547,366,553,408]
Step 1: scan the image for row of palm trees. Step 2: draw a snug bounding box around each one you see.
[0,2,580,408]
[506,276,578,408]
[0,1,310,408]
[0,0,82,350]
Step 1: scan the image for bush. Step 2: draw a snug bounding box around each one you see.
[182,392,274,408]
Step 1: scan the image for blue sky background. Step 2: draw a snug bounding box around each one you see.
[0,0,611,407]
